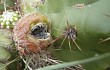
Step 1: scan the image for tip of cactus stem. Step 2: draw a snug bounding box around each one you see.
[12,22,16,26]
[10,18,13,22]
[6,26,10,29]
[1,22,5,26]
[13,14,18,17]
[6,21,10,25]
[0,11,20,29]
[13,17,18,21]
[3,19,6,22]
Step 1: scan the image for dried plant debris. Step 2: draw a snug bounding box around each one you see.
[13,13,51,55]
[21,50,84,70]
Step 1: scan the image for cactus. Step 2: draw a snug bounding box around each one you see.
[37,0,110,70]
[0,0,110,70]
